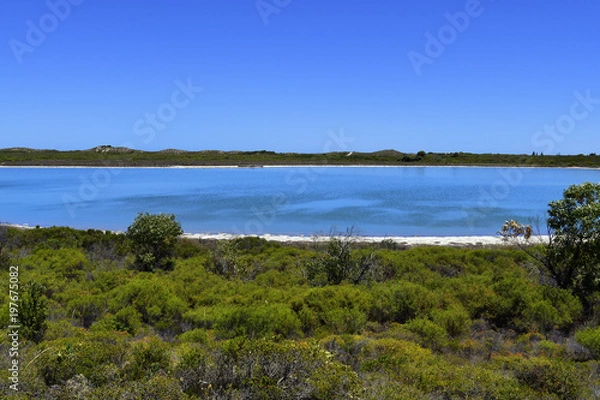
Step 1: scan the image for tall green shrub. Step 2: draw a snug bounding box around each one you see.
[126,213,183,271]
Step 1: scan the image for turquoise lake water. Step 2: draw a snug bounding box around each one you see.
[1,167,598,236]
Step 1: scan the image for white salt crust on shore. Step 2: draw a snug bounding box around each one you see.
[5,223,527,247]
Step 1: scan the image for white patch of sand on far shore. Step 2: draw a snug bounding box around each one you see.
[4,223,505,246]
[181,232,503,246]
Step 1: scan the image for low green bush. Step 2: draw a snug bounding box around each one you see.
[126,337,171,380]
[37,332,127,386]
[177,328,209,343]
[215,304,302,339]
[368,281,439,324]
[501,356,586,399]
[291,285,370,335]
[175,338,361,399]
[403,318,448,349]
[431,303,471,337]
[575,326,600,358]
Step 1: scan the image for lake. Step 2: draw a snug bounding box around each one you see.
[0,166,598,236]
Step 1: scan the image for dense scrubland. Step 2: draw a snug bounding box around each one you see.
[2,223,600,399]
[1,146,599,167]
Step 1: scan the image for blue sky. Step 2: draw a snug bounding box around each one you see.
[1,0,599,154]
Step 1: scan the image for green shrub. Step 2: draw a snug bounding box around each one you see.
[404,318,447,349]
[322,307,367,335]
[92,306,143,335]
[38,332,127,386]
[22,248,91,287]
[541,286,582,328]
[575,326,600,358]
[126,337,171,380]
[176,338,361,399]
[215,304,302,339]
[505,356,585,398]
[522,300,561,332]
[308,362,361,399]
[108,278,187,334]
[173,238,205,259]
[177,328,209,343]
[67,292,105,329]
[126,212,183,271]
[306,233,379,285]
[292,285,370,335]
[431,304,471,337]
[210,240,243,277]
[20,281,49,343]
[368,281,439,324]
[88,375,191,400]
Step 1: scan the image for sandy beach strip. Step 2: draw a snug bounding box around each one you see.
[0,223,520,247]
[181,232,504,246]
[3,223,504,246]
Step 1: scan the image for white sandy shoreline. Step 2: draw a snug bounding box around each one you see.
[4,223,502,246]
[181,232,503,246]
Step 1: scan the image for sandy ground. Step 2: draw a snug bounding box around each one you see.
[4,223,505,247]
[181,232,504,246]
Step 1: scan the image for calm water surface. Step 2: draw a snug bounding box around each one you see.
[1,167,598,236]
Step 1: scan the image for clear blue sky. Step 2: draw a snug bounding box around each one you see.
[1,0,599,154]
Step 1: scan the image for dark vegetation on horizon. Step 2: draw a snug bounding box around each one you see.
[1,146,599,167]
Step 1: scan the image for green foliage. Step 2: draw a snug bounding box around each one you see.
[431,303,472,337]
[126,337,171,380]
[67,292,105,328]
[38,332,127,386]
[175,338,361,399]
[210,240,244,277]
[108,277,187,334]
[5,225,600,398]
[502,183,600,312]
[368,281,439,324]
[404,318,448,349]
[83,375,191,400]
[215,304,302,339]
[0,225,10,269]
[91,306,142,335]
[177,328,209,343]
[308,362,361,400]
[2,147,600,168]
[126,212,183,271]
[292,285,370,335]
[306,232,379,285]
[575,326,600,358]
[546,182,600,300]
[172,237,206,259]
[20,281,48,343]
[7,226,127,256]
[22,248,91,288]
[500,356,585,399]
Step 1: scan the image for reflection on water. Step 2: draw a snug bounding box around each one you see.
[0,167,598,236]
